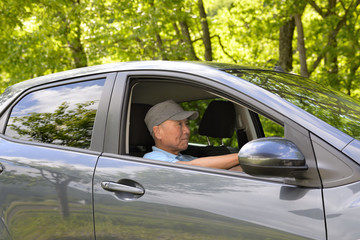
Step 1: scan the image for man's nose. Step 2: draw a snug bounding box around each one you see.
[183,124,190,134]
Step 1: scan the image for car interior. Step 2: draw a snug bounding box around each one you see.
[126,78,280,159]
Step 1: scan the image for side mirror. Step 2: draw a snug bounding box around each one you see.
[238,137,308,177]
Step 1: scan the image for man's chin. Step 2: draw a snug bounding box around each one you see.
[180,142,189,151]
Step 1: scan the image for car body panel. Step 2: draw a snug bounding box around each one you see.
[94,154,326,239]
[0,217,11,240]
[342,139,360,164]
[323,181,360,240]
[0,138,97,239]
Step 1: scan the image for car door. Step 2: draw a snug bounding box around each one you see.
[0,73,115,239]
[93,71,326,239]
[0,217,10,240]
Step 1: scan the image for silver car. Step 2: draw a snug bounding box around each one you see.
[0,61,359,239]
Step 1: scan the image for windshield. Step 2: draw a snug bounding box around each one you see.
[226,69,360,141]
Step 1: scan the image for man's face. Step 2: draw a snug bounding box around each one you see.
[154,119,190,155]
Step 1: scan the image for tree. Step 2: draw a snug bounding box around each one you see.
[279,17,295,72]
[305,0,360,92]
[0,0,92,91]
[211,0,279,66]
[261,0,360,95]
[40,169,76,218]
[0,0,37,90]
[198,0,213,61]
[104,0,214,61]
[276,1,308,76]
[1,0,360,98]
[294,11,309,77]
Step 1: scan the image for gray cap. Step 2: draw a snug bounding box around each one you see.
[144,100,199,134]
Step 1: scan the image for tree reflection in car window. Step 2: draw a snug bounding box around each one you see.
[228,70,360,140]
[5,79,105,148]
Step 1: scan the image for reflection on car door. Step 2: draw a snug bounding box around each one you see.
[0,141,98,239]
[93,155,326,239]
[0,215,10,239]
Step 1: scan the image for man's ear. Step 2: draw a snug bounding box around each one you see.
[153,125,161,140]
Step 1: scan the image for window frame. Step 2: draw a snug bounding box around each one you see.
[118,71,285,153]
[1,73,116,152]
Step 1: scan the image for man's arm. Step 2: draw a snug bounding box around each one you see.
[178,153,240,169]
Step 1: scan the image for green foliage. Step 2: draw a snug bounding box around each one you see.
[1,1,360,101]
[259,115,284,137]
[210,0,280,66]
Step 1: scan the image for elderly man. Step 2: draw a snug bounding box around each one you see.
[144,100,240,169]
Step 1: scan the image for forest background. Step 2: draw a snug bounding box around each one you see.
[1,0,360,99]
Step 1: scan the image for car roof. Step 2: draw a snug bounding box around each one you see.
[0,61,266,114]
[2,61,267,93]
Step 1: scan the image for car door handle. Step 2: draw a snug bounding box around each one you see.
[0,163,3,174]
[101,181,145,195]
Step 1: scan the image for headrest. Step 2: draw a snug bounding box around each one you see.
[129,103,154,146]
[198,101,236,138]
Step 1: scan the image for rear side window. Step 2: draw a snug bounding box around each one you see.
[5,79,105,148]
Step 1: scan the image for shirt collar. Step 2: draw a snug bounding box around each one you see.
[152,146,179,158]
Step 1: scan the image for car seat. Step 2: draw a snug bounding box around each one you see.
[129,103,154,156]
[196,100,238,156]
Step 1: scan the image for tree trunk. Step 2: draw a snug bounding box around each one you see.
[278,17,295,72]
[324,0,339,89]
[68,21,88,68]
[56,180,71,218]
[179,21,199,60]
[306,0,358,87]
[66,0,87,68]
[294,13,309,77]
[155,34,168,60]
[198,0,212,61]
[346,60,360,95]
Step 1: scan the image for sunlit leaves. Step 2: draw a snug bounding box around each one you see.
[1,0,360,99]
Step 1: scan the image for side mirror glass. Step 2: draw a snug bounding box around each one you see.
[238,137,308,177]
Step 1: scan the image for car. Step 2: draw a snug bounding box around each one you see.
[0,61,360,240]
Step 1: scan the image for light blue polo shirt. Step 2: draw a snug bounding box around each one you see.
[144,146,196,163]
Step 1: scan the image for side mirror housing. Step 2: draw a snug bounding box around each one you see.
[238,137,308,177]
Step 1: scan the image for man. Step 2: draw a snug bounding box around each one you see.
[143,100,240,170]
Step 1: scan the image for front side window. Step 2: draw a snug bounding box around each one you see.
[227,70,360,140]
[128,79,284,160]
[5,79,105,148]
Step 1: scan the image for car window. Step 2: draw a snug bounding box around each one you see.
[182,99,284,148]
[128,79,284,159]
[228,70,360,140]
[5,79,105,148]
